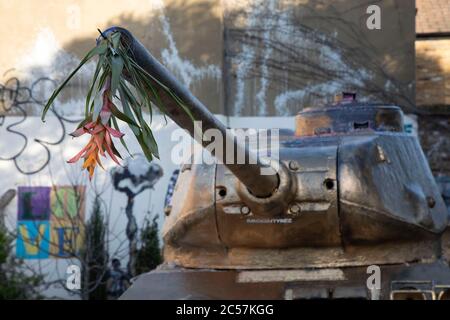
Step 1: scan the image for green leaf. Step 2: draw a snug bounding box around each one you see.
[42,31,199,169]
[85,55,104,118]
[118,86,140,135]
[136,133,153,162]
[109,101,137,127]
[130,92,159,159]
[134,67,160,119]
[76,117,92,130]
[89,66,110,117]
[118,79,158,160]
[111,116,132,157]
[111,32,121,50]
[110,139,123,159]
[167,89,195,123]
[110,55,124,98]
[123,58,149,110]
[142,122,159,158]
[41,42,108,121]
[130,58,195,123]
[92,95,103,122]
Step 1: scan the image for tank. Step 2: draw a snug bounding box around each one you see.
[103,27,450,300]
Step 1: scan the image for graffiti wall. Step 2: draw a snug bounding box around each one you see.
[0,0,415,118]
[0,114,185,298]
[16,186,85,259]
[0,0,417,298]
[0,114,295,298]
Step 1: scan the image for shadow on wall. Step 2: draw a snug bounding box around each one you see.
[65,0,221,66]
[1,0,418,118]
[0,0,223,117]
[0,0,221,175]
[0,0,448,174]
[62,0,223,114]
[223,0,417,116]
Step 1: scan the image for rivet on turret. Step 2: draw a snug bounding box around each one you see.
[288,203,301,215]
[240,205,251,215]
[288,160,300,171]
[427,196,436,208]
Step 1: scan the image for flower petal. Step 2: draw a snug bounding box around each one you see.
[69,127,88,138]
[67,144,89,163]
[93,134,106,157]
[91,123,105,135]
[84,122,96,130]
[95,152,105,170]
[105,125,125,138]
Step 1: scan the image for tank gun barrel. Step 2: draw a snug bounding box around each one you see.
[103,27,278,198]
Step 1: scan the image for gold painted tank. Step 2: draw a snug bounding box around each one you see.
[104,27,450,300]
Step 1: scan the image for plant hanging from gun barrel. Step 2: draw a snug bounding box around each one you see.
[41,29,193,179]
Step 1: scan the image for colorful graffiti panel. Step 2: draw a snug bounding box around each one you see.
[16,221,50,259]
[16,186,85,259]
[17,186,51,220]
[50,186,85,222]
[50,221,84,258]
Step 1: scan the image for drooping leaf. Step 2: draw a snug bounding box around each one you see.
[110,55,124,98]
[118,86,140,135]
[42,28,196,175]
[111,116,132,157]
[111,32,121,51]
[42,42,107,121]
[89,66,110,116]
[136,132,154,162]
[109,101,137,127]
[85,55,104,117]
[92,94,103,122]
[142,122,159,158]
[76,116,93,130]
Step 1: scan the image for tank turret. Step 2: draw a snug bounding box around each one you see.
[104,28,450,300]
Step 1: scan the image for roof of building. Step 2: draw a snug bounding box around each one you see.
[417,0,450,34]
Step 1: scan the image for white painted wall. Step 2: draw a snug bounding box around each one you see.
[0,114,297,298]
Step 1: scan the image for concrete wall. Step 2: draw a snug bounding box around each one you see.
[0,0,223,115]
[0,0,415,117]
[223,0,415,116]
[0,115,184,298]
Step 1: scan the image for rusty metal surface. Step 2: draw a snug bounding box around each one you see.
[339,133,448,241]
[215,145,340,248]
[160,94,448,270]
[163,127,447,268]
[102,27,450,298]
[295,103,404,137]
[121,261,450,300]
[163,239,439,269]
[162,162,221,248]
